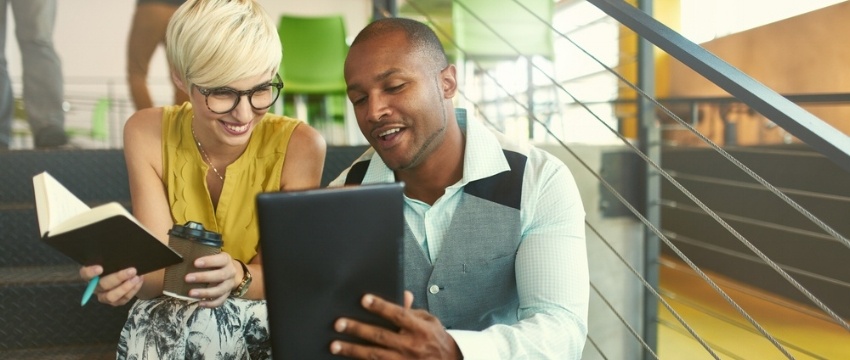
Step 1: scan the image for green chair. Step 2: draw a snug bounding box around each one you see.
[65,98,110,145]
[89,98,110,141]
[277,14,348,127]
[452,0,555,138]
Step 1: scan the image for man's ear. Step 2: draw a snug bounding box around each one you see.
[171,70,189,95]
[440,64,458,99]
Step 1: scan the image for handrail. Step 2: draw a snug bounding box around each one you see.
[475,90,850,108]
[655,92,850,105]
[586,0,850,173]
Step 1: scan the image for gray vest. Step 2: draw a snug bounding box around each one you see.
[345,146,528,331]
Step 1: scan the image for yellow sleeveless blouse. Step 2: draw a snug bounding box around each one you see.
[161,102,301,263]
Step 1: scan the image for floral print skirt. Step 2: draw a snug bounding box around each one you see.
[117,296,271,359]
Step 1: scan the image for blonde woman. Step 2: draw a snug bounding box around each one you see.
[79,1,326,358]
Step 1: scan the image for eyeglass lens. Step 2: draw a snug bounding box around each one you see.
[206,84,281,114]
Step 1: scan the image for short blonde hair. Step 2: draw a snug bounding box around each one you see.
[166,0,281,88]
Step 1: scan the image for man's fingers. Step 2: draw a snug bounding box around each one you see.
[403,291,413,309]
[362,294,422,330]
[334,316,402,348]
[330,339,400,360]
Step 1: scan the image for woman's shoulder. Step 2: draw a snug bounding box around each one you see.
[124,107,165,142]
[264,115,324,149]
[253,114,325,160]
[257,113,301,130]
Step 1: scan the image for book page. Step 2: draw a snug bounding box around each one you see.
[32,172,91,236]
[49,202,137,236]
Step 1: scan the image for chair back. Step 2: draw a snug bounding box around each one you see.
[90,98,110,141]
[278,15,348,94]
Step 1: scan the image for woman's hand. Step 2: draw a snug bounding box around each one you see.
[184,252,239,308]
[79,265,143,307]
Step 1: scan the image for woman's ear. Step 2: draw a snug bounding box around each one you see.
[171,70,189,95]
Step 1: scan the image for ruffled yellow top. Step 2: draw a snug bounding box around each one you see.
[161,102,301,262]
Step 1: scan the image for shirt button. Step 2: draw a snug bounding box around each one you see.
[429,285,440,294]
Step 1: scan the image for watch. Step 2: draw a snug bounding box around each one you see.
[231,259,252,298]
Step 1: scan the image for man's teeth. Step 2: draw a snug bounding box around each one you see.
[379,128,400,138]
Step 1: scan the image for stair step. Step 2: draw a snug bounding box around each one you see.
[0,206,131,267]
[0,146,370,354]
[0,149,130,204]
[0,265,131,350]
[1,208,74,267]
[0,343,116,360]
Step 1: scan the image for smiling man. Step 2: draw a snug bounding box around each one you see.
[330,17,589,359]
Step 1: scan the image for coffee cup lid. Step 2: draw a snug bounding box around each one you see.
[168,221,223,247]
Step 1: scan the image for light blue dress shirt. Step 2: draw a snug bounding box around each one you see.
[332,113,589,359]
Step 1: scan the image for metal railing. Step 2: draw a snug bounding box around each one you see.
[380,0,850,359]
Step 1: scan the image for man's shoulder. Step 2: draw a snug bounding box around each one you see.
[328,147,377,187]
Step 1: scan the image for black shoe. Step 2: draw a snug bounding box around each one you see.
[34,126,69,148]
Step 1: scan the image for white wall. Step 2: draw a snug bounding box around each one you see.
[3,0,371,105]
[541,144,646,360]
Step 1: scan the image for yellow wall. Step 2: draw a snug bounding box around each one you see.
[618,0,680,139]
[666,1,850,145]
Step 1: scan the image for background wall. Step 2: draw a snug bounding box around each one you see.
[2,0,371,106]
[665,1,850,145]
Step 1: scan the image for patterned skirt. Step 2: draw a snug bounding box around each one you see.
[117,296,271,359]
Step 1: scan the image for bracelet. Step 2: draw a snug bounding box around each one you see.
[230,259,253,298]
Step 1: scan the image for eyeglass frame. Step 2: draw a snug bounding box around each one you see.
[195,73,284,114]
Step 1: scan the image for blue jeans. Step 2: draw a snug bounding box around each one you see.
[0,0,65,148]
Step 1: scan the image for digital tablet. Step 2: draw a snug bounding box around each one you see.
[257,182,404,359]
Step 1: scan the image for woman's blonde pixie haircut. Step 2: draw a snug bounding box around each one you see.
[166,0,282,89]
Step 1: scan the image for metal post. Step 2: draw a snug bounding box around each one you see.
[372,0,398,19]
[526,57,535,139]
[637,0,659,358]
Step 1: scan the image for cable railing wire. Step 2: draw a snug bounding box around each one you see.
[660,254,846,325]
[456,67,711,360]
[660,290,828,359]
[664,231,850,290]
[669,171,850,204]
[656,318,747,360]
[408,1,803,357]
[584,335,610,360]
[448,2,797,358]
[516,0,850,254]
[508,0,850,333]
[584,222,713,359]
[536,1,850,242]
[591,283,660,359]
[664,196,849,245]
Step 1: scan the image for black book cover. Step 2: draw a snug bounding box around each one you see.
[43,215,183,276]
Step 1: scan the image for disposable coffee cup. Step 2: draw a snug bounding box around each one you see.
[162,221,223,301]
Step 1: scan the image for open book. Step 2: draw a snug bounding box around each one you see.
[32,171,182,276]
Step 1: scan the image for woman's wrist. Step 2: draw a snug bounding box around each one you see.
[232,259,243,290]
[230,259,252,298]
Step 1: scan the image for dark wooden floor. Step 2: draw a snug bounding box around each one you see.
[657,256,850,359]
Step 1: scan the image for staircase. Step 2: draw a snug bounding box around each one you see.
[661,143,850,319]
[0,146,367,359]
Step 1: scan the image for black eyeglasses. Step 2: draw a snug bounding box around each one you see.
[196,74,284,114]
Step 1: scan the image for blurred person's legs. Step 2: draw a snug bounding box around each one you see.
[127,2,187,110]
[13,0,65,148]
[0,0,13,149]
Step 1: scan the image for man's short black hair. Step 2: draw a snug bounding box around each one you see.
[350,17,448,70]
